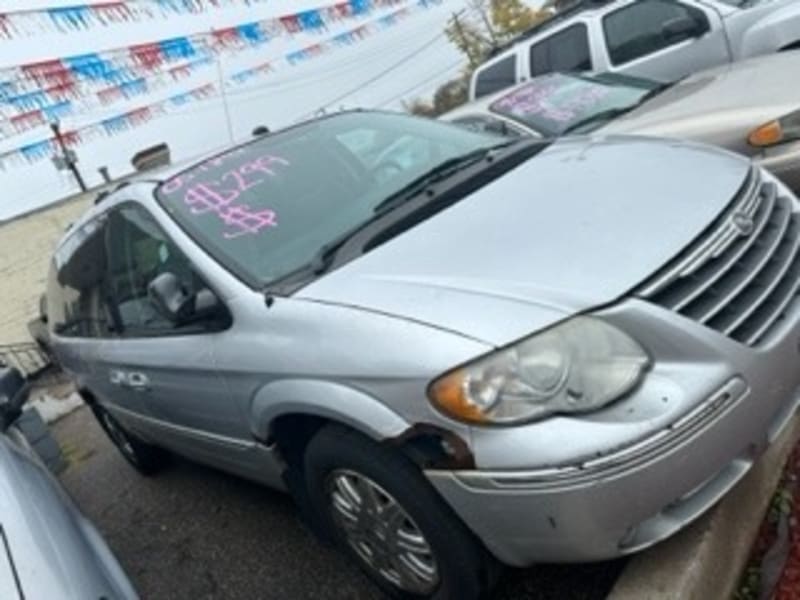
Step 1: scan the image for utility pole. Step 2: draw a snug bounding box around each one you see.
[450,12,480,68]
[50,121,87,192]
[216,55,235,144]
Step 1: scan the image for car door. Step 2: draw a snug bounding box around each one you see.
[96,203,253,471]
[47,215,115,398]
[600,0,729,82]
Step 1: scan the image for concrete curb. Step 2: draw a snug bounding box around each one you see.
[609,414,800,600]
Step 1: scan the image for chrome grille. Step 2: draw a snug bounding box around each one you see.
[637,169,800,347]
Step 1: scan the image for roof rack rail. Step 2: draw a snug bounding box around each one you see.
[94,180,131,205]
[486,0,616,59]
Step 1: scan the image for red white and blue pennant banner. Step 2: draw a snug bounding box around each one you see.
[0,0,382,39]
[0,0,405,96]
[0,1,441,170]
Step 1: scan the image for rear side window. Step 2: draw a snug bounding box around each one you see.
[530,24,592,77]
[48,217,110,338]
[603,0,707,66]
[474,55,517,99]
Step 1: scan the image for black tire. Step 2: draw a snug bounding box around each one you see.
[304,424,497,600]
[90,404,167,475]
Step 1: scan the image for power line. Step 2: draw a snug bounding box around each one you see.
[376,59,464,107]
[302,23,455,118]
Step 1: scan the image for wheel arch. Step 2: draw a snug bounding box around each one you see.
[253,379,475,473]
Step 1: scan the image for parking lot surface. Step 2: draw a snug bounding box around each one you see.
[54,406,624,599]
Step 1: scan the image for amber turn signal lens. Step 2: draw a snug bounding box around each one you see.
[748,121,784,147]
[428,371,487,424]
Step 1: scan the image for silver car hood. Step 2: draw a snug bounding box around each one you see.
[298,137,751,346]
[602,52,800,154]
[0,430,134,599]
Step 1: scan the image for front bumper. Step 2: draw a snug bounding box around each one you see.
[425,298,800,567]
[758,142,800,193]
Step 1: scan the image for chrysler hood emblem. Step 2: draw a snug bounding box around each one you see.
[732,212,755,236]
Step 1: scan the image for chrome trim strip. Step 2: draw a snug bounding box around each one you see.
[104,404,255,450]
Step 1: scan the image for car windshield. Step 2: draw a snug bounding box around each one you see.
[489,73,658,136]
[155,112,502,288]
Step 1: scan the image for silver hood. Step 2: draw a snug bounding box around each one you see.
[601,51,800,156]
[298,136,751,346]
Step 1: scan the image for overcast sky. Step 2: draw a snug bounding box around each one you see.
[0,0,541,219]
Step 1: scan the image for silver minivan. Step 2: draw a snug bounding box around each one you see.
[48,111,800,599]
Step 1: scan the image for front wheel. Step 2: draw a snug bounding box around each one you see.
[303,424,496,599]
[91,405,167,475]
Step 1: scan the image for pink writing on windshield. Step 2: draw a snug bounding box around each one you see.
[493,83,610,123]
[162,153,289,196]
[164,153,289,239]
[182,179,278,239]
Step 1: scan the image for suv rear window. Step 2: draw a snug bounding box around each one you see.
[529,24,592,77]
[474,55,517,99]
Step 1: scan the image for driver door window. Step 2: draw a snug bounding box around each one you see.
[105,205,205,336]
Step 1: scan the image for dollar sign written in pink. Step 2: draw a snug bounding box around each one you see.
[218,204,278,239]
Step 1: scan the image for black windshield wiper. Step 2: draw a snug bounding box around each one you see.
[306,145,509,276]
[562,107,637,135]
[274,139,541,285]
[372,145,510,216]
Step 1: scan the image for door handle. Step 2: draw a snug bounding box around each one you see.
[109,369,150,392]
[126,372,150,392]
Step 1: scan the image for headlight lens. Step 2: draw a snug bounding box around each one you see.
[428,317,649,425]
[748,110,800,148]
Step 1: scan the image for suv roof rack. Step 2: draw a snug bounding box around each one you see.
[94,180,131,205]
[486,0,616,59]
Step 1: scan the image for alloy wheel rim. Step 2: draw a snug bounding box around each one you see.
[326,469,440,595]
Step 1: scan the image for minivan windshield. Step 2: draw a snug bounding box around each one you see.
[489,72,658,136]
[156,112,502,288]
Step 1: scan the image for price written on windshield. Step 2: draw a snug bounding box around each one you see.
[162,154,290,239]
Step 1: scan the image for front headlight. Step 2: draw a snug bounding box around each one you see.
[748,110,800,148]
[428,317,649,425]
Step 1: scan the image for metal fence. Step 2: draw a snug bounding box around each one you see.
[0,342,52,379]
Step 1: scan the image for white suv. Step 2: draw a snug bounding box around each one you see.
[470,0,800,100]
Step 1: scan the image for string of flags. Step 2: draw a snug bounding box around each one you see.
[0,0,406,100]
[0,55,219,136]
[0,0,442,171]
[0,0,381,40]
[2,82,219,168]
[0,0,414,137]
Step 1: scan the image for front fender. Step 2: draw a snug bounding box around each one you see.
[737,7,800,57]
[249,379,412,442]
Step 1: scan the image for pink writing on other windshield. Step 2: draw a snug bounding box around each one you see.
[493,83,610,123]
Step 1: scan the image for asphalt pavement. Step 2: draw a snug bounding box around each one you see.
[54,406,624,600]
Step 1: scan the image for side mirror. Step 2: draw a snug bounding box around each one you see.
[0,367,28,431]
[662,14,708,42]
[147,272,222,325]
